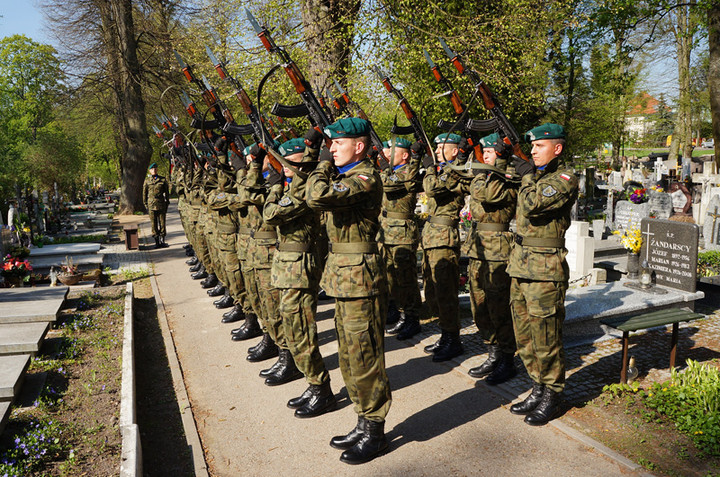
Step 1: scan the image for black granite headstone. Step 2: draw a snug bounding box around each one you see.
[639,218,699,292]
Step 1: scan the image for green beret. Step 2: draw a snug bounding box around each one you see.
[279,138,306,157]
[525,123,566,142]
[480,133,501,148]
[148,162,157,170]
[323,117,370,139]
[383,137,412,149]
[434,133,462,145]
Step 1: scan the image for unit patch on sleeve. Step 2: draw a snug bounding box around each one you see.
[278,196,292,207]
[542,185,557,197]
[333,182,349,192]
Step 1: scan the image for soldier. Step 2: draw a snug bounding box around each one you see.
[379,138,423,340]
[143,162,170,248]
[507,123,578,426]
[449,133,518,384]
[420,134,466,362]
[307,118,391,465]
[264,135,336,418]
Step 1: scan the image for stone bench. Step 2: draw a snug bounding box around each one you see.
[0,322,50,356]
[600,308,704,383]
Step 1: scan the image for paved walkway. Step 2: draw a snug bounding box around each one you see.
[141,201,657,476]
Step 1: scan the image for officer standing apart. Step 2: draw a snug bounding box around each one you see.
[307,118,392,465]
[507,123,578,426]
[143,162,170,248]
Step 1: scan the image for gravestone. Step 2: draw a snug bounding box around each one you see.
[648,192,674,219]
[669,182,692,215]
[640,218,699,292]
[703,195,720,251]
[609,171,623,190]
[614,200,650,231]
[632,169,645,183]
[565,221,595,282]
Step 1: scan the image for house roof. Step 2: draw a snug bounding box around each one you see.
[628,92,662,116]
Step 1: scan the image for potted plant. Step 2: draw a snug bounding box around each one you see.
[1,254,33,287]
[57,256,83,285]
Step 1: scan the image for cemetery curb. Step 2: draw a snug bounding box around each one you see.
[145,229,210,477]
[120,282,141,477]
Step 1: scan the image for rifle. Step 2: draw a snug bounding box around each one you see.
[372,65,433,159]
[246,10,331,130]
[330,79,390,170]
[422,49,483,162]
[438,38,529,162]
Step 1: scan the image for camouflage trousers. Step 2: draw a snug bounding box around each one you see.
[206,228,220,280]
[216,232,246,305]
[468,259,515,354]
[194,214,214,274]
[149,209,167,238]
[186,206,200,250]
[335,295,391,422]
[280,287,328,385]
[510,278,568,392]
[422,247,460,332]
[381,243,421,316]
[177,198,189,241]
[252,265,284,348]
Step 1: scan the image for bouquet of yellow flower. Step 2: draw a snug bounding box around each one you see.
[613,227,642,253]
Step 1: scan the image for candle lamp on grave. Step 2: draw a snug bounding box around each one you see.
[640,260,653,289]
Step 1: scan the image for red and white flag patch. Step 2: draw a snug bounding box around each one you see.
[357,174,369,181]
[560,173,572,181]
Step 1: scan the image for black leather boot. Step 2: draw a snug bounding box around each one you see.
[186,256,198,266]
[207,284,225,297]
[154,236,161,249]
[264,349,303,386]
[340,419,389,465]
[185,247,195,256]
[424,337,442,354]
[159,236,169,248]
[510,383,546,415]
[191,266,207,280]
[396,312,421,340]
[246,333,278,362]
[385,311,406,334]
[432,331,463,362]
[287,386,314,409]
[221,305,244,323]
[231,313,262,341]
[259,356,282,377]
[484,352,517,385]
[524,388,562,426]
[295,381,337,418]
[330,416,366,450]
[183,243,192,250]
[200,273,218,289]
[468,345,501,378]
[214,294,234,309]
[386,300,401,326]
[189,262,202,273]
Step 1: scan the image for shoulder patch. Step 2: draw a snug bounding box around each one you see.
[440,174,448,182]
[542,185,558,197]
[278,196,292,207]
[560,173,572,181]
[357,174,369,181]
[333,182,349,192]
[216,192,226,200]
[389,174,398,182]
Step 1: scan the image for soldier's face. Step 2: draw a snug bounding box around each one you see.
[531,139,563,167]
[284,152,304,178]
[149,167,157,175]
[394,148,409,165]
[435,143,458,163]
[330,137,366,166]
[483,148,497,166]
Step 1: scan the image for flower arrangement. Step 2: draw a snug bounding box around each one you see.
[627,187,648,204]
[459,205,473,228]
[59,256,79,276]
[613,227,643,254]
[650,185,664,193]
[2,255,33,284]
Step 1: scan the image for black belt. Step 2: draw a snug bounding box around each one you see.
[428,216,459,227]
[514,235,565,248]
[328,242,378,254]
[278,242,311,253]
[382,210,413,220]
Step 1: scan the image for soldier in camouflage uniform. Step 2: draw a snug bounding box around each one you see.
[446,133,518,384]
[507,123,578,426]
[143,162,170,248]
[264,135,336,417]
[379,138,423,340]
[197,160,221,290]
[420,134,466,362]
[307,118,391,465]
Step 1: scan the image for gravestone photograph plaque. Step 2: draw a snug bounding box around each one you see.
[639,218,699,292]
[614,200,650,231]
[703,195,720,251]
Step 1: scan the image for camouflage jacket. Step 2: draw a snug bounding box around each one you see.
[237,163,276,270]
[421,164,465,250]
[143,174,169,212]
[507,158,578,281]
[170,164,183,199]
[264,177,321,289]
[307,158,384,298]
[446,169,517,261]
[379,160,422,246]
[205,164,238,234]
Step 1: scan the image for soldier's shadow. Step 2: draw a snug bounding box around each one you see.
[387,381,503,449]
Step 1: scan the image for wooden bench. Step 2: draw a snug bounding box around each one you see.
[600,308,705,383]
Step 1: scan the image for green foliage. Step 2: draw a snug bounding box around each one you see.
[0,418,68,475]
[644,360,720,456]
[698,251,720,277]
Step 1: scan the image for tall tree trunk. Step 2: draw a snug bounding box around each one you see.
[673,2,696,172]
[710,1,720,171]
[98,0,152,214]
[300,0,361,91]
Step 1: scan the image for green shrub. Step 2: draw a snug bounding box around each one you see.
[698,251,720,277]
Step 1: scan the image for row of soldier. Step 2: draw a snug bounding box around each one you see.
[160,118,578,465]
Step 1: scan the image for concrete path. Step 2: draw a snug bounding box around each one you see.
[148,202,644,476]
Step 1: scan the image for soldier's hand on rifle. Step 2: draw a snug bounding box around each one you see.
[249,144,266,165]
[304,127,324,150]
[495,141,512,159]
[410,140,425,161]
[229,152,245,172]
[458,137,472,162]
[319,147,334,165]
[214,136,228,154]
[266,166,284,186]
[422,152,435,171]
[513,155,535,177]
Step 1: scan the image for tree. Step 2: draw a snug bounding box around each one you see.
[709,1,720,169]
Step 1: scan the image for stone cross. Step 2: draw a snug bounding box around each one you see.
[642,221,655,262]
[710,206,720,245]
[655,157,664,181]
